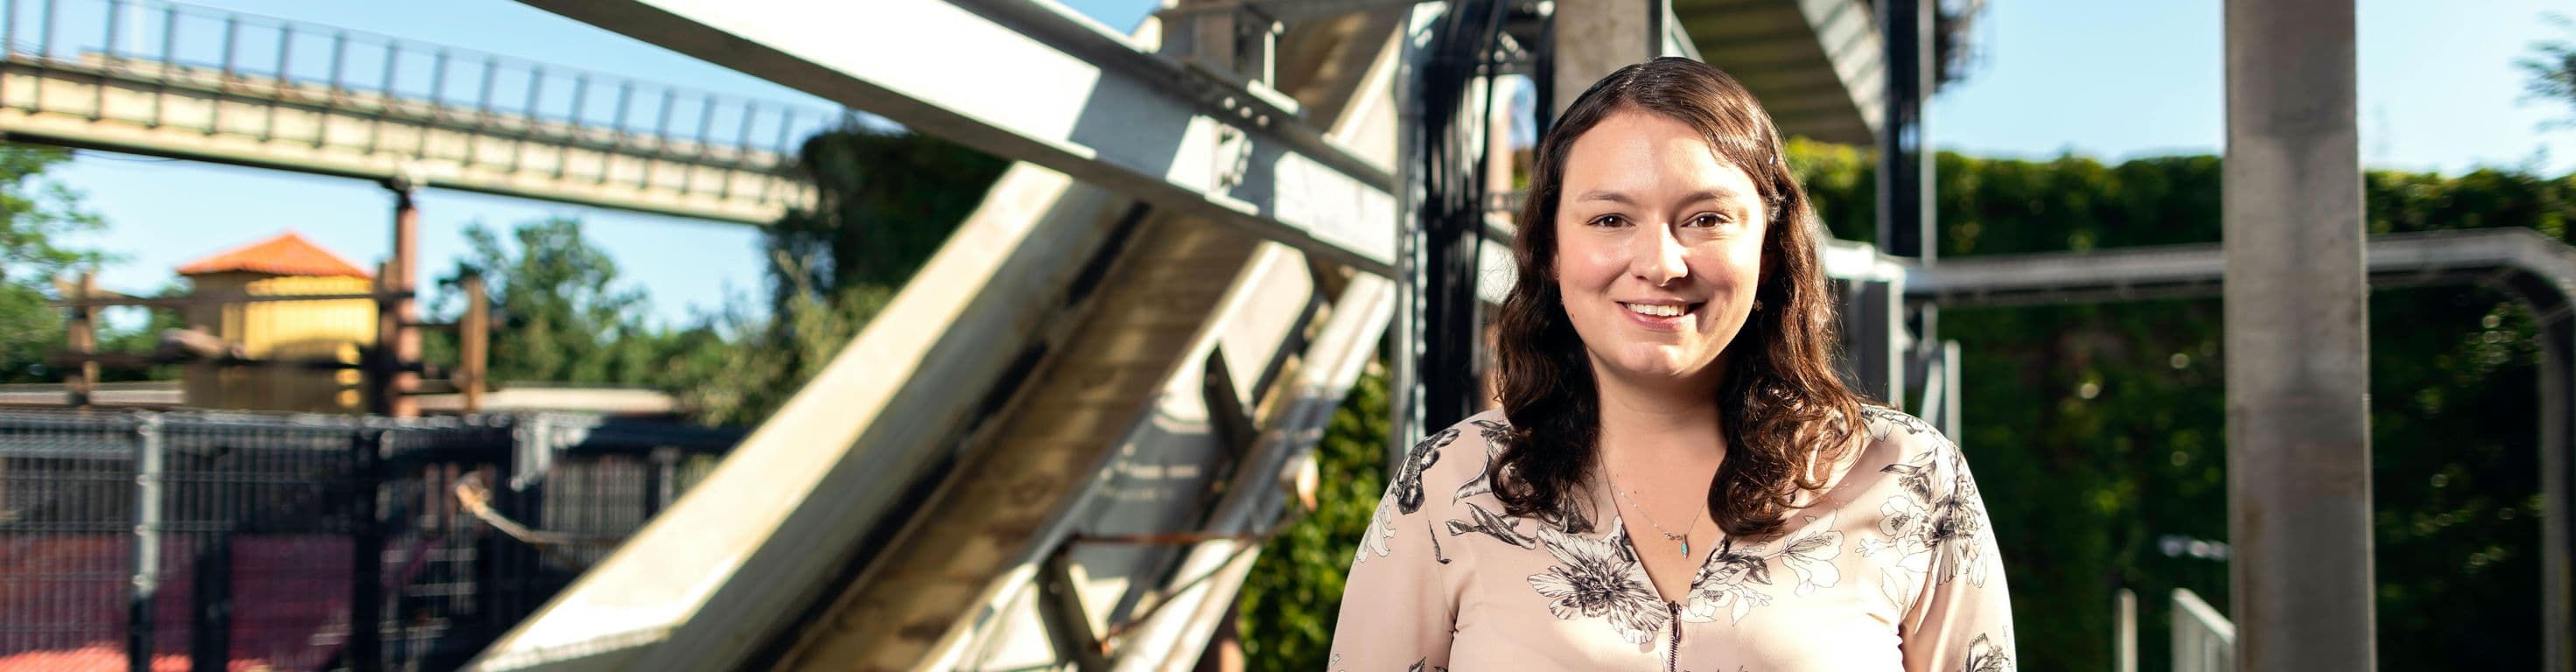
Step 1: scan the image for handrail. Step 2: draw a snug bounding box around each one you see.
[2171,588,2236,672]
[0,0,836,156]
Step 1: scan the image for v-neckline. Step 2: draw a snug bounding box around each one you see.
[1614,514,1726,606]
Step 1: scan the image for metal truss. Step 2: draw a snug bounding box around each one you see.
[518,0,1401,276]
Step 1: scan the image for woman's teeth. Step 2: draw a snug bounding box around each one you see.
[1623,303,1687,318]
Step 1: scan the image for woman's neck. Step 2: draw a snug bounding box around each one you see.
[1591,365,1726,464]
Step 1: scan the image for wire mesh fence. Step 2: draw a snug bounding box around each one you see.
[0,409,737,671]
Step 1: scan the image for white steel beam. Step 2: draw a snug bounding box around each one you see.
[516,0,1400,276]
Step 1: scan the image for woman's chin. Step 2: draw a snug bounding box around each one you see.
[1606,352,1717,384]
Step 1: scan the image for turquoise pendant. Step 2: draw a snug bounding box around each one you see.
[1680,538,1689,558]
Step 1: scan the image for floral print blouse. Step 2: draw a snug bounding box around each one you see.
[1328,406,2016,671]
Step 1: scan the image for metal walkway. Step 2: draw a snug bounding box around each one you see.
[0,0,824,223]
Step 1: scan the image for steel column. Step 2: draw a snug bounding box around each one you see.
[1545,0,1649,117]
[2544,312,2575,672]
[188,531,232,672]
[348,430,385,672]
[2222,0,2374,668]
[1874,0,1930,262]
[126,413,164,672]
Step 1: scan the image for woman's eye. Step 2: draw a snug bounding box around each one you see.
[1588,214,1628,228]
[1687,214,1727,228]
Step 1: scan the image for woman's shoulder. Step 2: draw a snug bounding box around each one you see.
[1404,408,1515,474]
[1856,405,1950,452]
[1386,410,1516,513]
[1850,404,1982,491]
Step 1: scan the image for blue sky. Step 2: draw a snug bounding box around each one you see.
[61,0,2576,329]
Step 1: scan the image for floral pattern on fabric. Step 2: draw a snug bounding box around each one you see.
[1392,428,1456,515]
[1856,407,1996,610]
[1961,634,2015,672]
[1526,523,1670,652]
[1328,408,2016,672]
[1681,524,1844,624]
[1446,501,1538,550]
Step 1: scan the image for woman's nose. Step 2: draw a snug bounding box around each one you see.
[1629,222,1688,285]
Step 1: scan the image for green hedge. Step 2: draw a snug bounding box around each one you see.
[1235,141,2576,669]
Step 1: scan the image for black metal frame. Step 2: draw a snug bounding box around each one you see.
[1393,0,1547,454]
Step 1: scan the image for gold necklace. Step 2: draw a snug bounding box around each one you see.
[1614,480,1704,558]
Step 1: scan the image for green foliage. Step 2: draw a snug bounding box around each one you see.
[0,144,110,382]
[1236,361,1390,672]
[676,279,893,427]
[436,218,657,384]
[2524,13,2576,130]
[767,125,1011,299]
[425,217,724,392]
[1231,142,2576,669]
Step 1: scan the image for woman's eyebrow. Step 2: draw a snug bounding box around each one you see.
[1572,189,1637,206]
[1572,187,1745,206]
[1683,187,1746,206]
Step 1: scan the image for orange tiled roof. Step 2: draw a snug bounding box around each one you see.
[175,231,371,278]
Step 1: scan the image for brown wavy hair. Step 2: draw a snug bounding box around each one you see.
[1488,57,1872,540]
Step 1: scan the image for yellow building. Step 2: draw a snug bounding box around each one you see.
[173,231,376,413]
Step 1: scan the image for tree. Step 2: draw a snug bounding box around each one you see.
[2523,13,2576,130]
[433,217,669,386]
[0,144,110,383]
[673,277,892,427]
[766,124,1010,300]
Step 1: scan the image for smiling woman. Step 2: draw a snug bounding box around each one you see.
[1327,58,2016,671]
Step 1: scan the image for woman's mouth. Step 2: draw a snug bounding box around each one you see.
[1621,302,1698,318]
[1619,301,1704,329]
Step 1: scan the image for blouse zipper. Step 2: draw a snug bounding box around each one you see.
[1666,600,1684,672]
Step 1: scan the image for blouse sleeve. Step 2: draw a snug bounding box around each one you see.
[1326,431,1459,671]
[1898,441,2019,672]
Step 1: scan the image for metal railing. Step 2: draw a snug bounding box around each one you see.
[2172,588,2236,672]
[0,0,840,217]
[0,409,738,671]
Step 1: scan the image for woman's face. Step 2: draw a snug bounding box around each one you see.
[1551,108,1768,392]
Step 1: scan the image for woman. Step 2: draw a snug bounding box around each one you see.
[1329,58,2014,671]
